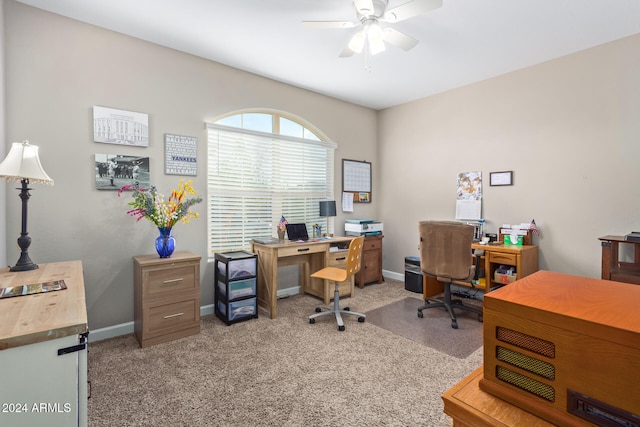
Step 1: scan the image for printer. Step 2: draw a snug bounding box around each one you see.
[345,219,383,236]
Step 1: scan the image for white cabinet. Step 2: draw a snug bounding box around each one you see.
[0,261,88,427]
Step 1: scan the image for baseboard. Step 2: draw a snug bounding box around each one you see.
[88,278,401,343]
[89,304,216,343]
[384,269,403,281]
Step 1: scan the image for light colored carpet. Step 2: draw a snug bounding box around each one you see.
[88,279,483,426]
[366,296,483,359]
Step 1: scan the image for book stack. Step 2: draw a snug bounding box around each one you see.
[624,231,640,242]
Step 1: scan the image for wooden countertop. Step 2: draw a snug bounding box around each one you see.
[0,260,87,350]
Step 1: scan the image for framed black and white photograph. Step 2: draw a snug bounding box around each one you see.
[165,133,197,176]
[93,106,149,147]
[95,153,150,190]
[489,171,513,186]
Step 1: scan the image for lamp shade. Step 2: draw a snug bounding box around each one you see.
[319,200,337,217]
[0,140,54,184]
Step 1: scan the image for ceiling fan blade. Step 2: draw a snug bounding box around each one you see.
[302,21,357,29]
[339,46,356,57]
[353,0,375,15]
[383,0,442,23]
[383,28,419,51]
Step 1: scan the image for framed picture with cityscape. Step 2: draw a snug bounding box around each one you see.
[95,153,150,190]
[93,106,149,147]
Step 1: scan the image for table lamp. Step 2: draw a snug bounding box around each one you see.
[0,140,54,271]
[319,200,336,237]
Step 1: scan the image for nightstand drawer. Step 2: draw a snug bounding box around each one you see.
[145,264,197,296]
[363,238,382,251]
[145,298,199,337]
[489,252,517,265]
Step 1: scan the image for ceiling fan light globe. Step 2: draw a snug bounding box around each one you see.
[348,31,366,53]
[369,37,386,55]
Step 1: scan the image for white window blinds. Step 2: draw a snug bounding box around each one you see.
[207,123,335,255]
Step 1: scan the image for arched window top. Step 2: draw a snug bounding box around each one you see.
[214,110,324,142]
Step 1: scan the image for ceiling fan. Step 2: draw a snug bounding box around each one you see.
[303,0,443,58]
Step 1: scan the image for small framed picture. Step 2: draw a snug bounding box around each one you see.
[489,171,513,186]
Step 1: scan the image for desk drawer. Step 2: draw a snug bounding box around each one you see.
[144,264,197,296]
[329,251,349,268]
[489,252,517,265]
[278,244,326,257]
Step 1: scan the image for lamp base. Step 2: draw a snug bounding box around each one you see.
[10,252,39,272]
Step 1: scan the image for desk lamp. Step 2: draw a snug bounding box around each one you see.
[319,200,336,237]
[0,140,54,271]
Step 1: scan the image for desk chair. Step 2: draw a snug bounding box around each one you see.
[416,221,483,329]
[309,236,366,331]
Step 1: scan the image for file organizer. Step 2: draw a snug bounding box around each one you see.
[214,250,259,325]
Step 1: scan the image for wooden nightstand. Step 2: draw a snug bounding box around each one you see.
[355,234,383,288]
[133,251,201,348]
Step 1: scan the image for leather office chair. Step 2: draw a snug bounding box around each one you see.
[308,236,366,331]
[416,220,483,329]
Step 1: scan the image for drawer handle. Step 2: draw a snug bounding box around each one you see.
[297,248,310,252]
[163,312,184,319]
[336,257,346,261]
[162,278,184,284]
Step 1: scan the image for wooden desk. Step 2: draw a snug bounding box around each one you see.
[0,261,88,426]
[598,235,640,284]
[423,244,538,298]
[251,237,352,319]
[443,367,554,427]
[472,243,538,291]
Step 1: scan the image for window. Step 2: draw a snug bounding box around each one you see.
[207,112,335,255]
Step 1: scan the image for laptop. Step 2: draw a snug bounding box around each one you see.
[286,223,309,241]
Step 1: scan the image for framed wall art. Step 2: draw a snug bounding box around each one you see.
[95,153,150,190]
[489,171,513,186]
[93,106,149,147]
[165,133,197,176]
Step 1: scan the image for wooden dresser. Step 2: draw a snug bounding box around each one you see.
[355,234,383,288]
[133,251,201,348]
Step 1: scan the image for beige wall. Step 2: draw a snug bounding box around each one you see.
[3,1,377,330]
[5,0,640,332]
[378,32,640,278]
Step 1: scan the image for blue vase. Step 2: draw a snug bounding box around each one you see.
[155,227,175,258]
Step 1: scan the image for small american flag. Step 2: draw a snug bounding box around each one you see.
[278,216,288,230]
[529,219,540,236]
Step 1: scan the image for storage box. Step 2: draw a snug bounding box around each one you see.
[495,272,517,284]
[217,297,257,321]
[217,277,256,300]
[215,251,256,280]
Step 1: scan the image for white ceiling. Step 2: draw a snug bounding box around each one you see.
[15,0,640,110]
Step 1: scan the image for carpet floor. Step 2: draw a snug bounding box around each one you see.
[87,279,483,426]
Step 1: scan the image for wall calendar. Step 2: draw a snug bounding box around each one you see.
[342,159,371,203]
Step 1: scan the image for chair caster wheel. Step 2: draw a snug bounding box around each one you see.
[451,321,458,329]
[309,318,315,324]
[315,307,322,313]
[417,310,424,318]
[478,315,483,322]
[338,325,345,331]
[344,307,350,311]
[358,317,365,323]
